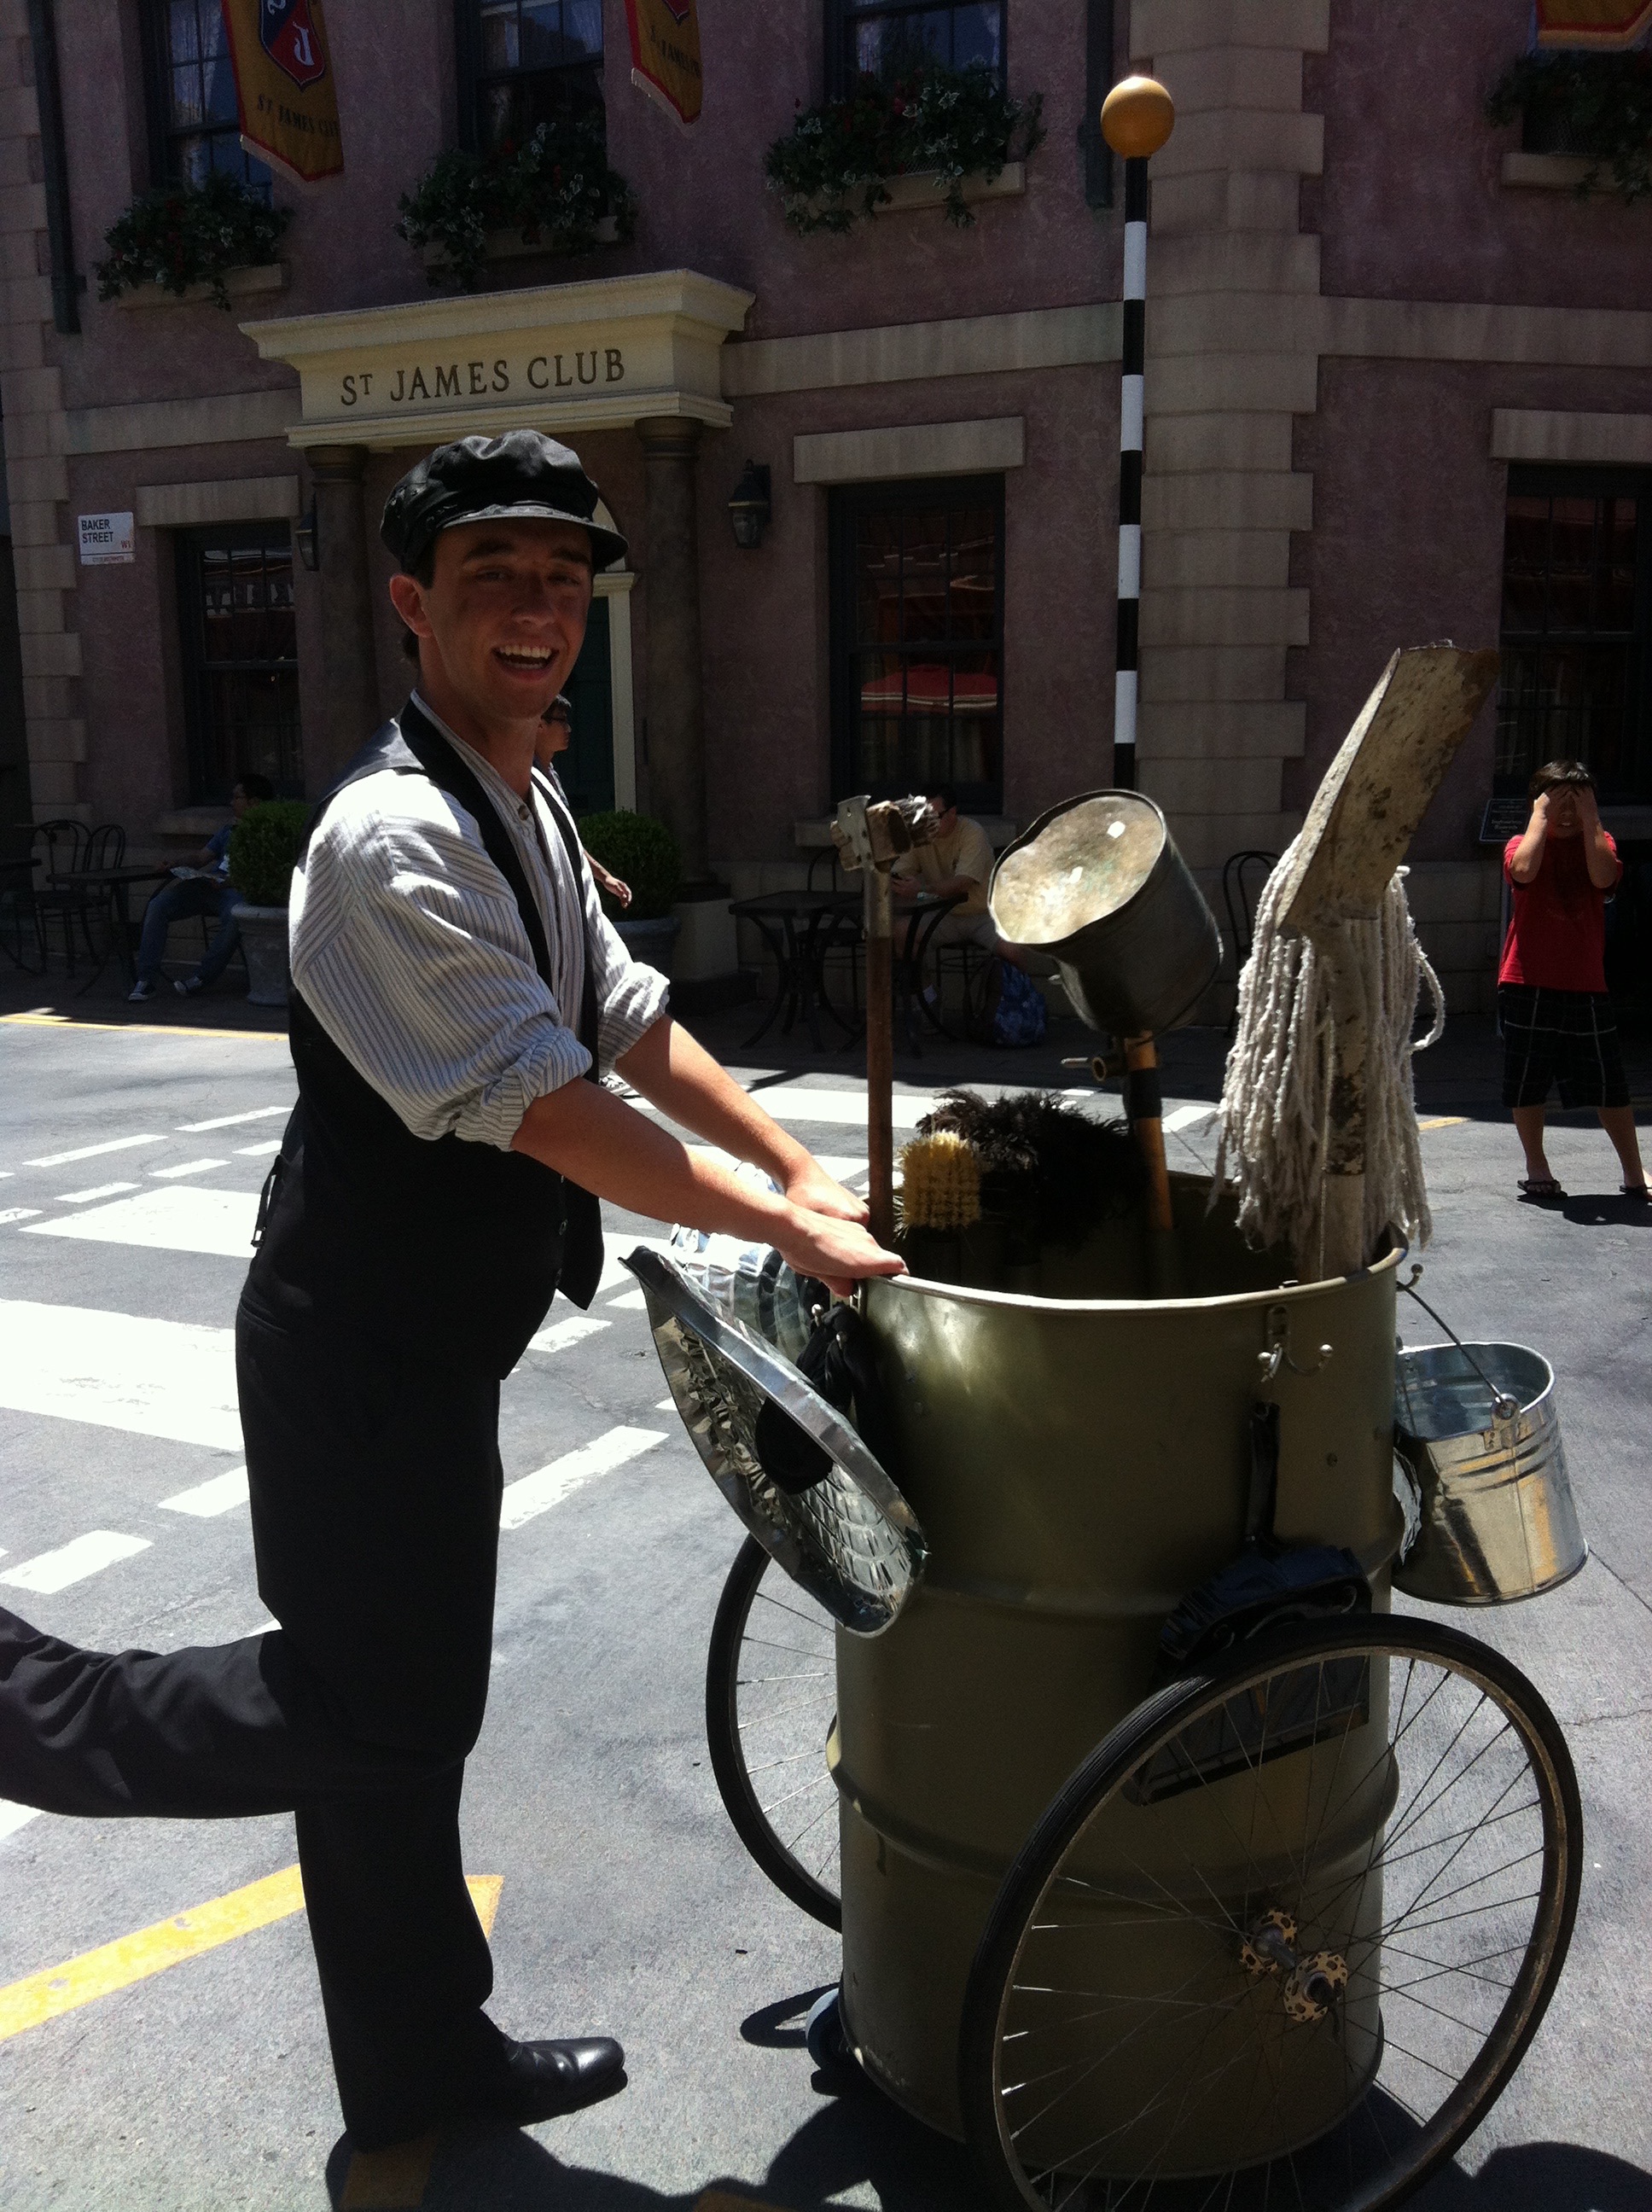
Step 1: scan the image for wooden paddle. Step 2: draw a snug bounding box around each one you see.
[1270,644,1501,1277]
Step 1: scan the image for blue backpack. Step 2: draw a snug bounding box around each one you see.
[990,960,1048,1047]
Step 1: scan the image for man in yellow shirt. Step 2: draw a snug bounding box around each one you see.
[892,784,998,949]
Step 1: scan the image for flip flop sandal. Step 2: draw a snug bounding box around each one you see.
[1517,1177,1566,1202]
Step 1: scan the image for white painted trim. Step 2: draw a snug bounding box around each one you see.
[1499,150,1595,191]
[65,388,300,457]
[793,416,1025,485]
[135,475,301,528]
[722,304,1119,398]
[1492,407,1652,465]
[594,568,637,811]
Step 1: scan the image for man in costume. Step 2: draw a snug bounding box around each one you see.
[0,431,901,2152]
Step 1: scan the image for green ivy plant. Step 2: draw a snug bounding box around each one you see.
[765,61,1044,235]
[227,800,311,909]
[1486,50,1652,201]
[577,810,681,921]
[95,173,292,311]
[398,116,638,289]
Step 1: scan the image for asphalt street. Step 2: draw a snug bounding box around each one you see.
[0,1002,1648,2212]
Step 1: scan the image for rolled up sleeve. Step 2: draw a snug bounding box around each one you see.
[291,783,590,1150]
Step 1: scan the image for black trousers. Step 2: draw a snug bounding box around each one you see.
[0,1301,509,2150]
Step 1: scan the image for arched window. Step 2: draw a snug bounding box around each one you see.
[457,0,606,154]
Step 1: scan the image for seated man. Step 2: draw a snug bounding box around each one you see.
[891,783,998,948]
[128,772,274,1001]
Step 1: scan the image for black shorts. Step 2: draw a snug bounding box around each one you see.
[1499,984,1630,1110]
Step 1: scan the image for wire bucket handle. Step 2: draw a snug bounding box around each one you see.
[1399,1267,1522,1428]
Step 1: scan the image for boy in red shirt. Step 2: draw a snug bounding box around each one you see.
[1500,759,1647,1201]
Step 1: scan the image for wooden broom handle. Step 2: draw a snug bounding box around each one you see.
[1124,1033,1174,1236]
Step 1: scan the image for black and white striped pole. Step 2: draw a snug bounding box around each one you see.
[1100,75,1175,793]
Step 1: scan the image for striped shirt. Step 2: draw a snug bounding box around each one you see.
[288,694,669,1151]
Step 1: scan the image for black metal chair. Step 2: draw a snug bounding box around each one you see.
[65,823,128,968]
[1220,847,1279,1033]
[29,818,91,970]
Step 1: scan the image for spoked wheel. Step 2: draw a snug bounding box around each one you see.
[960,1615,1581,2212]
[706,1534,841,1930]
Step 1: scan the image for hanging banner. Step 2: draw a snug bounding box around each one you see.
[624,0,702,126]
[219,0,345,183]
[1537,0,1652,47]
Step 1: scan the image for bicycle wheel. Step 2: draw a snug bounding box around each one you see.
[961,1615,1580,2212]
[706,1534,841,1930]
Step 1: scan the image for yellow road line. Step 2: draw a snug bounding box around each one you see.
[0,1868,503,2044]
[1417,1115,1468,1130]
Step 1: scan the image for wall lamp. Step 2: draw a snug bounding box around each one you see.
[294,495,320,572]
[727,460,771,550]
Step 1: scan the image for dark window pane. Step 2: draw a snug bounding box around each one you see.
[168,0,199,65]
[480,0,521,70]
[951,3,1002,71]
[1501,496,1549,633]
[181,529,302,800]
[1601,497,1637,632]
[170,61,203,127]
[564,0,603,57]
[1545,497,1600,632]
[520,0,561,67]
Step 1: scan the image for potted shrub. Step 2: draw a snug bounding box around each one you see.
[579,811,681,969]
[227,799,310,1006]
[95,173,292,310]
[1486,49,1652,200]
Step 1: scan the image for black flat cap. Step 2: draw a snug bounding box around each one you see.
[381,430,627,575]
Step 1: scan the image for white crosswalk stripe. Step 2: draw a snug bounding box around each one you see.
[498,1427,666,1532]
[0,1298,241,1449]
[24,1134,166,1168]
[175,1107,292,1132]
[1,1530,152,1595]
[23,1185,259,1260]
[158,1467,250,1517]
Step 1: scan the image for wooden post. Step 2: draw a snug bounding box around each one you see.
[1315,922,1372,1280]
[865,865,895,1246]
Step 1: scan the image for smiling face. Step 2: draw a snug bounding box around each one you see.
[1544,783,1583,836]
[388,517,593,733]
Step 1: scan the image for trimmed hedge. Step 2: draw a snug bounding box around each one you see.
[227,800,311,909]
[578,810,680,919]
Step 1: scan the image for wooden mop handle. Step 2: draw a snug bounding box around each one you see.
[1123,1033,1173,1236]
[864,867,895,1246]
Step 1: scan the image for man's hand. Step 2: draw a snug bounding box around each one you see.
[590,857,631,908]
[782,1155,869,1225]
[776,1205,905,1299]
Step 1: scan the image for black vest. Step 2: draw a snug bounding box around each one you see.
[243,699,604,1377]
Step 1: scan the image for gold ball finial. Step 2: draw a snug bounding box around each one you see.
[1101,74,1175,160]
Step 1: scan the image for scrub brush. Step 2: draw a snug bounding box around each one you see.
[898,1130,982,1231]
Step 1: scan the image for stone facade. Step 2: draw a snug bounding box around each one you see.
[2,0,1650,1012]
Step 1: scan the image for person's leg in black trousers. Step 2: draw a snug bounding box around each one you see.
[0,1303,515,2150]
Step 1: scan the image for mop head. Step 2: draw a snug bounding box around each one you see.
[915,1090,1145,1246]
[1213,843,1444,1266]
[898,1131,982,1231]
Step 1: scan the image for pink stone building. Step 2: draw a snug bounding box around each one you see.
[2,0,1650,1011]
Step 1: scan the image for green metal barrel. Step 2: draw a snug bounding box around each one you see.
[835,1175,1404,2151]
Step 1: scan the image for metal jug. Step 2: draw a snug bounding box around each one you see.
[1392,1341,1585,1604]
[989,789,1222,1035]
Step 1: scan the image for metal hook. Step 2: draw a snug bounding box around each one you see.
[1258,1303,1334,1383]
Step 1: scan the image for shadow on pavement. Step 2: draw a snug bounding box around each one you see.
[1558,1191,1652,1229]
[1416,2141,1652,2211]
[324,2082,987,2210]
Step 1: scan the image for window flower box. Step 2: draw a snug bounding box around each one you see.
[96,175,292,311]
[398,119,637,292]
[766,61,1043,236]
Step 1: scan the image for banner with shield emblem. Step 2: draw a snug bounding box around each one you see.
[625,0,702,126]
[220,0,345,183]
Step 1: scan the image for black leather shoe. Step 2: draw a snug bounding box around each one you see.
[472,2035,627,2127]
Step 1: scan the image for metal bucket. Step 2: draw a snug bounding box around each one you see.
[988,789,1222,1035]
[1392,1341,1585,1605]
